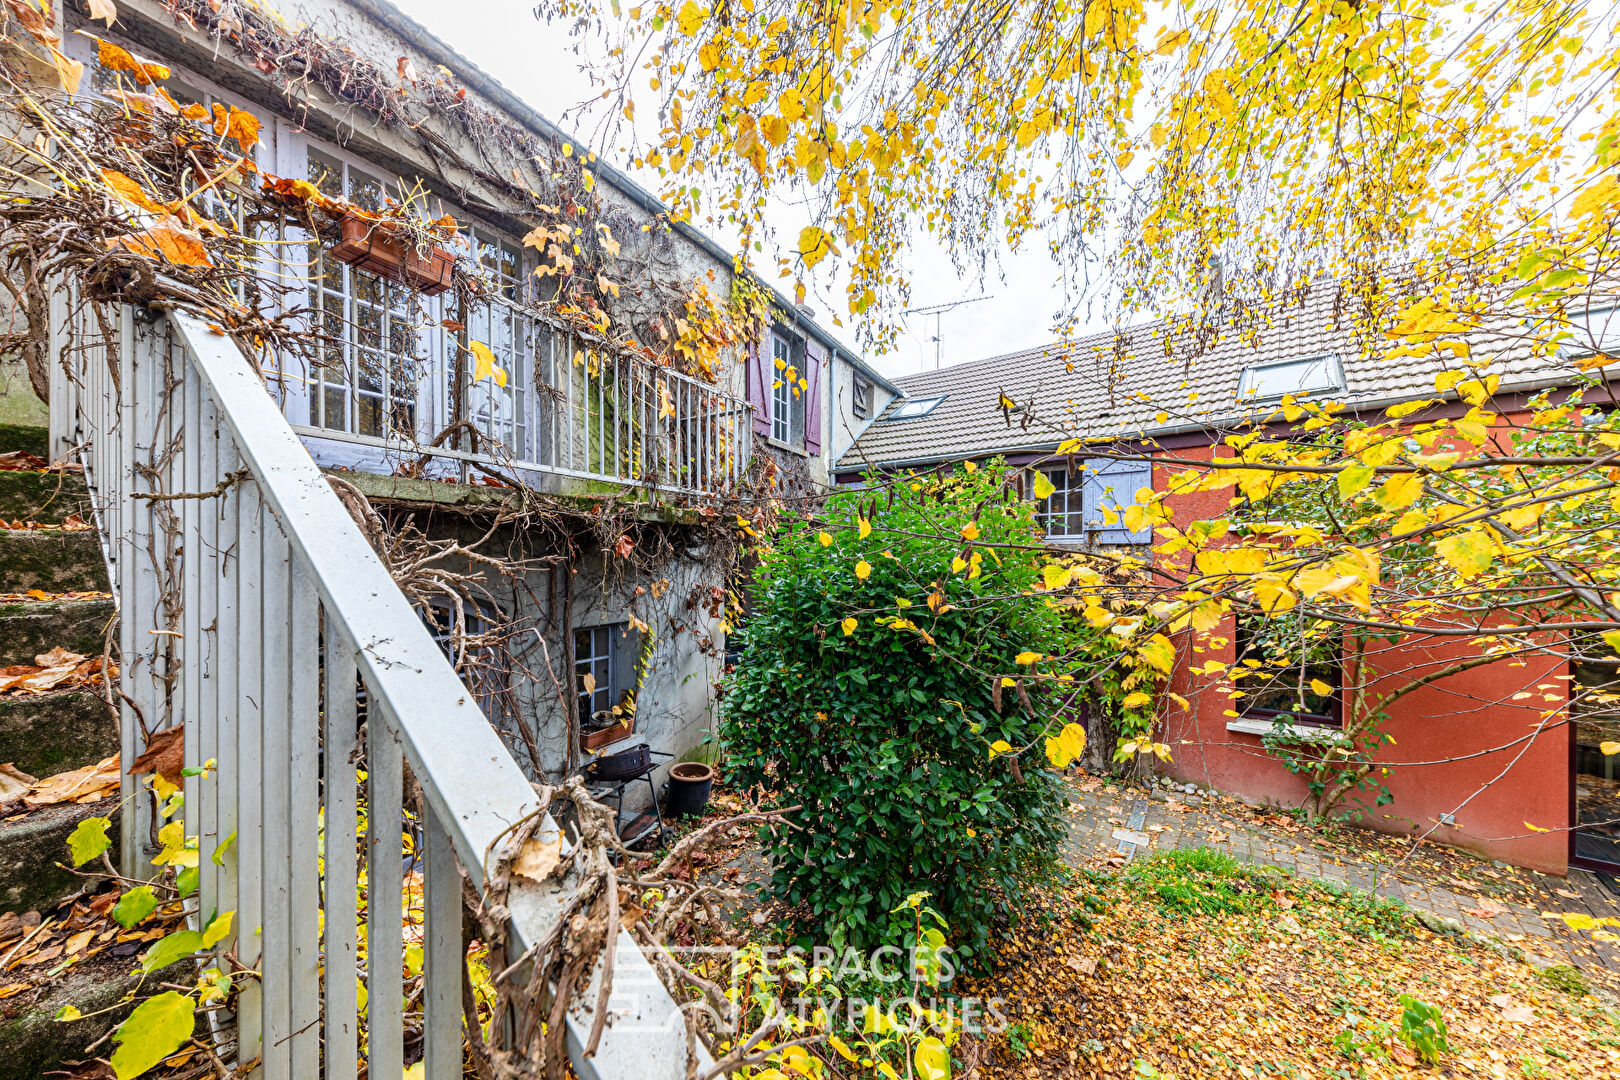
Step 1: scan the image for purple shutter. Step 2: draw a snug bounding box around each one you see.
[747,336,771,437]
[803,339,824,455]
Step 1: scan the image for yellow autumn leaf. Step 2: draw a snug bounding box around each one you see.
[854,560,871,580]
[798,225,837,268]
[858,516,872,539]
[469,341,507,387]
[1571,174,1620,218]
[1044,723,1087,769]
[1031,471,1056,500]
[1015,651,1041,665]
[818,531,833,546]
[1309,678,1334,696]
[675,0,705,35]
[1436,530,1494,578]
[988,739,1013,757]
[1601,741,1620,756]
[1042,563,1071,590]
[961,521,980,541]
[841,617,857,636]
[1379,473,1424,510]
[1122,691,1152,709]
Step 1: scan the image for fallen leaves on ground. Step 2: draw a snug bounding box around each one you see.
[0,450,82,473]
[0,884,185,1012]
[958,857,1620,1078]
[0,515,91,530]
[15,756,121,810]
[0,590,113,603]
[0,651,116,697]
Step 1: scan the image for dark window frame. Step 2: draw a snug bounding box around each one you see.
[1232,613,1342,728]
[574,623,618,722]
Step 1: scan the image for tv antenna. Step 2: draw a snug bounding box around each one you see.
[902,295,993,370]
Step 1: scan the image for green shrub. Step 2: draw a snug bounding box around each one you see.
[1397,994,1451,1064]
[721,464,1077,964]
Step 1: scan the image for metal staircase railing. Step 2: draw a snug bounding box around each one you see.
[49,300,697,1079]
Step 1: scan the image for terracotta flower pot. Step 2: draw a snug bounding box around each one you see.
[329,212,453,295]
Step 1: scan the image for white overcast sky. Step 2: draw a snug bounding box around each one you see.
[388,0,1111,379]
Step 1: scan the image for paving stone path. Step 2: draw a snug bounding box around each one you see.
[1061,777,1620,991]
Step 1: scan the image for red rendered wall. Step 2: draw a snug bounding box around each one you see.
[1149,443,1573,874]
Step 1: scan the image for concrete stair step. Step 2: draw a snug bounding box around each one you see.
[0,797,119,915]
[0,422,47,458]
[0,471,91,525]
[0,690,118,779]
[0,598,116,667]
[0,927,196,1080]
[0,530,105,594]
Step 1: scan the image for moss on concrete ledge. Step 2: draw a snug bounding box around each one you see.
[0,797,119,915]
[0,691,118,778]
[0,599,116,666]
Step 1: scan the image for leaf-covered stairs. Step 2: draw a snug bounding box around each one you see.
[0,419,141,1080]
[0,422,121,916]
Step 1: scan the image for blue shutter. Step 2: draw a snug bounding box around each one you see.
[1082,458,1154,544]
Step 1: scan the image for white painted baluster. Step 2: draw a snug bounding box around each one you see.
[288,559,322,1076]
[196,386,222,916]
[322,615,360,1080]
[182,358,203,859]
[260,513,293,1080]
[214,436,241,948]
[235,480,265,1063]
[367,701,406,1078]
[423,803,462,1079]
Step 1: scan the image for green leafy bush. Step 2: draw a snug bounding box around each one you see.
[721,464,1077,963]
[1397,994,1452,1064]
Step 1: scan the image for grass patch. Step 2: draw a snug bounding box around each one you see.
[1119,847,1284,918]
[1538,963,1590,997]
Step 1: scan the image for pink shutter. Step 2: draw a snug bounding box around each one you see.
[747,336,771,437]
[804,339,824,455]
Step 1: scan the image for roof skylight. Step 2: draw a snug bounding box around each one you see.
[1237,355,1343,401]
[884,395,947,420]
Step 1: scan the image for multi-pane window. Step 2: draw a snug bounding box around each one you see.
[1034,468,1084,537]
[574,625,616,721]
[1233,613,1340,727]
[771,332,794,444]
[1034,459,1153,544]
[459,228,529,456]
[305,148,432,439]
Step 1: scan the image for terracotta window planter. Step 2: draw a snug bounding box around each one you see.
[581,717,634,751]
[329,211,453,296]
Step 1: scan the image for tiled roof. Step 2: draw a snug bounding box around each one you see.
[837,284,1573,472]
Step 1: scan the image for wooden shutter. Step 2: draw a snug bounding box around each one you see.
[803,339,824,456]
[1083,458,1154,544]
[747,336,771,437]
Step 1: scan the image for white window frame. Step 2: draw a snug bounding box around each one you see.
[1035,459,1153,545]
[456,227,531,459]
[883,395,947,421]
[771,331,795,445]
[1237,354,1344,402]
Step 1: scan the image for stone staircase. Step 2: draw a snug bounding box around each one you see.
[0,420,121,915]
